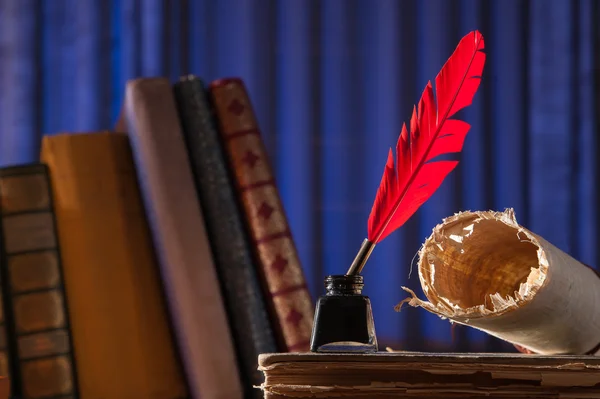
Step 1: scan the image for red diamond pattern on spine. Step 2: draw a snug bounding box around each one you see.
[257,202,275,220]
[210,77,314,353]
[285,308,304,329]
[227,99,245,115]
[242,150,260,168]
[271,254,289,275]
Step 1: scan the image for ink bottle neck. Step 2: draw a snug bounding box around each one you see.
[325,275,364,296]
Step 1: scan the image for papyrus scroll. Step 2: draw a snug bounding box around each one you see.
[397,209,600,355]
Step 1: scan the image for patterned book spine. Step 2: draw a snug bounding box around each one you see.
[209,78,314,352]
[0,164,77,399]
[174,76,278,394]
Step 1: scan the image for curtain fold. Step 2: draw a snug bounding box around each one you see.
[0,0,597,351]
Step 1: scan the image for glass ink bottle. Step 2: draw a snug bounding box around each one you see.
[309,274,378,353]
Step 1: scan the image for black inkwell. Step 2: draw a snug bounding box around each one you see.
[310,274,377,352]
[310,239,378,352]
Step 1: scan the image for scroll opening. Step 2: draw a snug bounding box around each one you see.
[417,210,547,318]
[397,209,600,355]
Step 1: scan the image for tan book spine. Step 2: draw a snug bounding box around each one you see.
[121,78,243,399]
[209,78,314,352]
[0,164,77,398]
[41,132,188,399]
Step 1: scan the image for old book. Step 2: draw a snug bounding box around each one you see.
[41,132,188,399]
[209,78,314,354]
[0,377,8,399]
[173,75,277,397]
[0,173,14,387]
[0,291,9,385]
[259,352,600,398]
[397,209,600,356]
[120,78,243,399]
[0,164,77,399]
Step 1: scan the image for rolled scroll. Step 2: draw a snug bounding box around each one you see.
[397,209,600,355]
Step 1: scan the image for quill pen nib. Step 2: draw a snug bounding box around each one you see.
[346,239,376,275]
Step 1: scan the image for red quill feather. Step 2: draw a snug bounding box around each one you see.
[347,30,485,275]
[368,30,486,244]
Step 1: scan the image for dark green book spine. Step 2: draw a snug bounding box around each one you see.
[174,76,278,399]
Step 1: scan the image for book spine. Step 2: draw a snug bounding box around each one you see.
[208,78,314,352]
[0,258,11,394]
[122,78,243,399]
[42,132,190,399]
[0,164,77,399]
[174,76,278,394]
[0,294,9,380]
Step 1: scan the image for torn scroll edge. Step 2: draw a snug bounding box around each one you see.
[395,208,600,354]
[395,208,547,321]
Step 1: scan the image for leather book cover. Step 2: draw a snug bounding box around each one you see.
[0,163,78,399]
[259,352,600,398]
[208,78,314,352]
[41,132,188,399]
[119,78,244,399]
[174,75,278,396]
[0,190,12,388]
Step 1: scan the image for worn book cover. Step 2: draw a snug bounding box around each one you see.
[209,78,314,354]
[259,352,600,398]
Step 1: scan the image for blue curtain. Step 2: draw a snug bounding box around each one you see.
[1,0,598,352]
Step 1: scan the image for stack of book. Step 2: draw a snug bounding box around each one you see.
[0,76,314,399]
